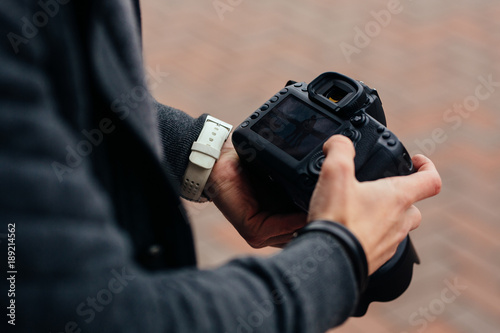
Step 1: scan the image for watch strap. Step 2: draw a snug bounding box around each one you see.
[181,116,233,202]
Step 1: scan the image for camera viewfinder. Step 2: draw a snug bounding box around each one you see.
[326,81,355,103]
[308,72,366,115]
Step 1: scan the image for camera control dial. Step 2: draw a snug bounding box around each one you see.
[308,153,326,177]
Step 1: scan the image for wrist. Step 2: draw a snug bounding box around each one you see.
[295,220,368,292]
[181,116,233,202]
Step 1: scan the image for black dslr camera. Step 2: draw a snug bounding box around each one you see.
[232,72,419,316]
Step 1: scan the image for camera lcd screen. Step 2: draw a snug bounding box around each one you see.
[251,95,341,160]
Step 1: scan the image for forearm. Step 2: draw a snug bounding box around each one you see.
[13,221,357,332]
[152,232,358,332]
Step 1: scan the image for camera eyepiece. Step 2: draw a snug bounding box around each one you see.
[308,72,368,116]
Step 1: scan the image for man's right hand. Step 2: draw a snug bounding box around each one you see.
[307,135,442,275]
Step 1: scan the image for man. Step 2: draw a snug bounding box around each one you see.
[0,1,441,332]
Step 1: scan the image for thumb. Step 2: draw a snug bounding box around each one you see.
[308,135,357,223]
[320,135,356,183]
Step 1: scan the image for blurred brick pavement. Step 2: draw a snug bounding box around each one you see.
[141,0,500,332]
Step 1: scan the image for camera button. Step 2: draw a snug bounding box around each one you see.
[342,129,357,140]
[294,82,303,88]
[350,114,367,127]
[387,139,397,146]
[250,112,259,120]
[260,104,269,111]
[148,244,163,258]
[270,96,279,103]
[299,174,316,188]
[377,126,385,133]
[382,132,391,139]
[308,155,325,176]
[316,156,325,169]
[241,121,249,128]
[279,88,288,95]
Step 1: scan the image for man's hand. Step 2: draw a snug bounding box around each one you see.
[208,139,307,248]
[308,135,442,275]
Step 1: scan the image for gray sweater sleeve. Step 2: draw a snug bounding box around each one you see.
[155,102,207,185]
[0,2,359,332]
[1,83,359,332]
[149,233,358,332]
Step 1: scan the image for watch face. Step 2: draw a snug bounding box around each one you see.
[251,95,341,160]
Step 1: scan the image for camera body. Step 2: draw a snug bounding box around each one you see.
[232,72,419,316]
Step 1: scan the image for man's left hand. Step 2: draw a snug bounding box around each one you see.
[207,139,307,248]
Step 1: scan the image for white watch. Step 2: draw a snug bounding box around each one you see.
[181,116,233,202]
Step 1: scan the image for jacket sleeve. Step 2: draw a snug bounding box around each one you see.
[0,59,359,333]
[155,101,207,185]
[148,233,359,332]
[1,103,359,333]
[0,5,358,333]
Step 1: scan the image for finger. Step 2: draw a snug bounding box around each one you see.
[405,205,422,231]
[323,135,356,159]
[321,135,356,181]
[252,212,307,239]
[264,233,298,248]
[243,212,307,248]
[412,154,436,172]
[391,156,442,204]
